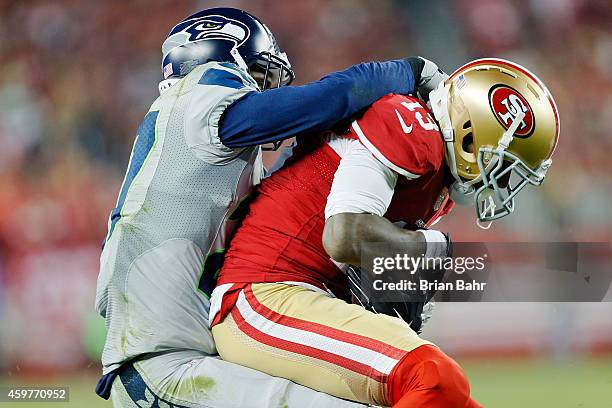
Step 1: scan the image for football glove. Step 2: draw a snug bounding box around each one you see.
[347,231,452,334]
[347,264,439,334]
[406,56,449,102]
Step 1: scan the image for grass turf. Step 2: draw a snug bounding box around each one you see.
[1,357,610,407]
[460,357,612,408]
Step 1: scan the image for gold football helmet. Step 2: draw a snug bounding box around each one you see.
[429,58,560,226]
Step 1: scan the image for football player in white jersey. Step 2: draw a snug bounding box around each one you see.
[95,7,447,408]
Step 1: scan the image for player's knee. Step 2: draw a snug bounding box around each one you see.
[388,345,473,407]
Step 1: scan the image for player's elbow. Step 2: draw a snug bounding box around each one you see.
[218,93,259,148]
[322,213,360,264]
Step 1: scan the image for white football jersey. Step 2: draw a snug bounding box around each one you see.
[96,62,262,374]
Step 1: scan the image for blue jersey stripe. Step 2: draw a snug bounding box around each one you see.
[105,110,159,244]
[198,68,245,89]
[218,62,257,86]
[118,364,190,408]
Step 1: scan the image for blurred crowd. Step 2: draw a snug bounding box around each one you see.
[0,0,610,371]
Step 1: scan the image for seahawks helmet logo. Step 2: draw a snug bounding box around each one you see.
[180,15,250,46]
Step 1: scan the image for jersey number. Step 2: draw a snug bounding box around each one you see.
[395,101,439,134]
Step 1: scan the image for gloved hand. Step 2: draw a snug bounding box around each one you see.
[347,264,440,334]
[417,229,453,259]
[347,230,451,334]
[406,56,449,102]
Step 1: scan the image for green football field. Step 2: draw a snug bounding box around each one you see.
[461,357,612,408]
[1,357,611,407]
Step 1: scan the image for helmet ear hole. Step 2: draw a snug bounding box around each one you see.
[462,120,471,130]
[462,133,474,153]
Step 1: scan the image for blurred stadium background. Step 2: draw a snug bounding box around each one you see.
[0,0,610,406]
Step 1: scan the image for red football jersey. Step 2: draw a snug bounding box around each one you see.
[217,94,453,301]
[351,94,453,226]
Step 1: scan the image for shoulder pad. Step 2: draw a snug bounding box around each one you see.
[197,62,258,90]
[183,62,258,164]
[350,94,444,178]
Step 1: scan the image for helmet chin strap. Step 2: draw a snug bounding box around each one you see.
[430,82,462,183]
[230,47,249,72]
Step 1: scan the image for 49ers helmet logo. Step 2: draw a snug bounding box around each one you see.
[489,85,535,138]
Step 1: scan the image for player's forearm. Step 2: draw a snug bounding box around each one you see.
[219,59,416,148]
[322,213,426,266]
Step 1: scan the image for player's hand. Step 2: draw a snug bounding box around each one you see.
[406,56,449,102]
[347,265,430,333]
[418,57,449,101]
[417,229,452,259]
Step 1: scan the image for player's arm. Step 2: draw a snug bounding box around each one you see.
[322,94,450,265]
[323,214,426,265]
[219,57,445,147]
[321,140,447,266]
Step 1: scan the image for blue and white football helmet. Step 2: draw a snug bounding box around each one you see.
[162,7,295,89]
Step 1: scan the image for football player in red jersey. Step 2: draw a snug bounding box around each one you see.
[209,59,560,408]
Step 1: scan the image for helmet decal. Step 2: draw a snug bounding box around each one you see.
[488,84,535,138]
[176,15,250,47]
